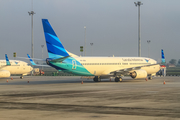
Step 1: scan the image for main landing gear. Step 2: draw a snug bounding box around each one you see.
[20,74,23,79]
[93,76,123,82]
[148,76,152,80]
[93,76,101,82]
[115,77,122,82]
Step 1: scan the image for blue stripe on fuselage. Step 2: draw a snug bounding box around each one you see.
[49,57,93,76]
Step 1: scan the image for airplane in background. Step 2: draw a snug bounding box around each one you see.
[41,19,161,82]
[0,54,33,79]
[157,49,166,77]
[26,54,50,67]
[161,49,166,64]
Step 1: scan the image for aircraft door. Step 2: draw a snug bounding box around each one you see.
[72,60,76,70]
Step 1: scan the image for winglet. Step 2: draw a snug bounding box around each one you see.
[27,54,37,65]
[5,54,11,66]
[161,49,165,64]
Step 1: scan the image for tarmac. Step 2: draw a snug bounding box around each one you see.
[0,76,179,120]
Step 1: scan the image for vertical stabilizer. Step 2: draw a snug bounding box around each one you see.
[27,54,37,65]
[5,54,11,66]
[42,19,69,59]
[161,49,165,64]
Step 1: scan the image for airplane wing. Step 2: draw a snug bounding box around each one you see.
[109,63,159,75]
[0,65,9,69]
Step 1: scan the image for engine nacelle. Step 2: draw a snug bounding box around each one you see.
[0,70,11,78]
[130,69,147,79]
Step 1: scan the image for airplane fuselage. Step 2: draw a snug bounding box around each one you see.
[48,57,160,76]
[0,60,33,75]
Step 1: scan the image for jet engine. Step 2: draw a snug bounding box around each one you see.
[0,70,10,78]
[130,69,147,79]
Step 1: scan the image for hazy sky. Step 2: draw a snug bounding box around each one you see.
[0,0,180,63]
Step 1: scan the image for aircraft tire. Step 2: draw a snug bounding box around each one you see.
[93,76,98,82]
[119,77,123,82]
[115,77,120,82]
[148,76,152,80]
[93,76,101,82]
[115,77,122,82]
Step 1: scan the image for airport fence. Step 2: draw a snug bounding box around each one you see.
[166,67,180,76]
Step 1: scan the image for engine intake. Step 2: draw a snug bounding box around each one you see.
[130,69,147,79]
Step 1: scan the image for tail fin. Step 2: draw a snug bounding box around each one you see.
[27,54,37,65]
[5,54,11,66]
[42,19,69,59]
[161,49,165,64]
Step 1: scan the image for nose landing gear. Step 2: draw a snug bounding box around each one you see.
[20,75,23,79]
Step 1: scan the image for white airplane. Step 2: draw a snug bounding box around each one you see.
[42,19,160,82]
[0,54,33,79]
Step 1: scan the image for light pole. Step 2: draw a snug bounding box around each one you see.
[28,0,35,76]
[84,26,86,56]
[28,11,35,59]
[147,40,151,57]
[41,45,44,70]
[134,1,143,57]
[90,43,93,56]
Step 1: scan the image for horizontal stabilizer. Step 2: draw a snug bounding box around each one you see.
[50,55,71,62]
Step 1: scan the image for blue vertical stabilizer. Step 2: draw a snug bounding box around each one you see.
[42,19,69,59]
[161,49,165,64]
[27,54,37,65]
[5,54,11,66]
